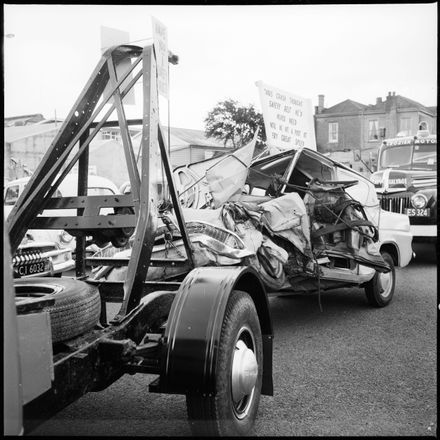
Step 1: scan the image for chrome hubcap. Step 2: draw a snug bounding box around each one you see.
[231,328,258,419]
[379,270,392,298]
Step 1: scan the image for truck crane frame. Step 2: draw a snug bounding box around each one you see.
[5,43,273,436]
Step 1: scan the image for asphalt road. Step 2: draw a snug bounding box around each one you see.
[29,244,437,436]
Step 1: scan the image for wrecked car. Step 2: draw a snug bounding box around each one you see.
[96,139,413,308]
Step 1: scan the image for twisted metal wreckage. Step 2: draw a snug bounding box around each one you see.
[95,132,390,295]
[6,41,395,436]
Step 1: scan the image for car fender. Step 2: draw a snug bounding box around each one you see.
[378,209,413,267]
[156,266,273,397]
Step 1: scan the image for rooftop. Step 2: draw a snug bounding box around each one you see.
[318,93,436,115]
[322,99,368,114]
[4,122,61,143]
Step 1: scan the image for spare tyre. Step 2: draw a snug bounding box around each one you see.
[14,277,101,343]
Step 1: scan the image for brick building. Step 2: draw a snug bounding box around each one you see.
[314,92,437,172]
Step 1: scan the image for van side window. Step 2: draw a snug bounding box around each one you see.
[4,185,20,205]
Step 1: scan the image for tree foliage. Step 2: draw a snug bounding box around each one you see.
[204,99,266,154]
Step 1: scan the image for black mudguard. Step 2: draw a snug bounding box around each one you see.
[152,266,273,396]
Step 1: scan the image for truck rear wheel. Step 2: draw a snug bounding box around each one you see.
[186,290,263,436]
[14,277,101,343]
[364,251,395,307]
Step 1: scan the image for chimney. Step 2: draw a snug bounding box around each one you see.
[376,97,382,105]
[392,91,396,96]
[317,94,325,113]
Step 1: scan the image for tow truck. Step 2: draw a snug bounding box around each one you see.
[5,43,273,436]
[4,36,414,437]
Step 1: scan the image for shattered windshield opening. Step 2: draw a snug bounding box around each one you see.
[286,152,333,198]
[246,154,294,196]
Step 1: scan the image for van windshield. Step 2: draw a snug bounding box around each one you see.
[379,143,437,171]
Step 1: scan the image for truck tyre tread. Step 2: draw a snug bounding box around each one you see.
[186,290,263,436]
[14,277,101,343]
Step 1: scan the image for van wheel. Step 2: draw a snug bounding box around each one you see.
[364,252,395,307]
[186,290,262,436]
[14,277,101,343]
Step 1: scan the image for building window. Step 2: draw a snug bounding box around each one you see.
[399,118,411,135]
[419,121,428,131]
[101,130,120,141]
[368,120,379,141]
[328,122,338,143]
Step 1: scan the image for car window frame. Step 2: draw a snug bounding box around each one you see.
[281,148,336,195]
[247,150,297,196]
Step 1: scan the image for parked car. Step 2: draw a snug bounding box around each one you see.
[4,173,119,277]
[97,145,413,308]
[11,236,73,278]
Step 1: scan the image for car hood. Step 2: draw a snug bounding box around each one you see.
[371,168,437,194]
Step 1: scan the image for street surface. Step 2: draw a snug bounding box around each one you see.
[29,244,437,436]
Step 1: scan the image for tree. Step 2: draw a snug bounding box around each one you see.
[204,99,266,155]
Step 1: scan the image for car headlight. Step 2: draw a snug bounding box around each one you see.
[411,193,428,209]
[59,230,74,243]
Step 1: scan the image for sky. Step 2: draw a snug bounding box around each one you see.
[4,4,438,131]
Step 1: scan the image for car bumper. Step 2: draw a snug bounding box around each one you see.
[21,259,75,278]
[51,257,76,275]
[411,224,437,239]
[14,249,75,278]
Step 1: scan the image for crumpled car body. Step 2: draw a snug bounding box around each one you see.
[96,140,413,294]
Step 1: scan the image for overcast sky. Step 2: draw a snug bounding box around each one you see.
[4,4,437,130]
